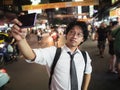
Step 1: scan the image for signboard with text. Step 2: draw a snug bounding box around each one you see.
[110,8,120,17]
[22,1,99,11]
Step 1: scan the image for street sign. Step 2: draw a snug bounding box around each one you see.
[22,1,99,11]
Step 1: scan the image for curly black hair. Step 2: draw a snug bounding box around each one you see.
[65,20,88,42]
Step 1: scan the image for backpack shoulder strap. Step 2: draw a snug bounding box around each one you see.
[81,51,88,90]
[81,51,87,73]
[49,47,61,88]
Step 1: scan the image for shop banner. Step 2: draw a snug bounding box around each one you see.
[22,1,99,11]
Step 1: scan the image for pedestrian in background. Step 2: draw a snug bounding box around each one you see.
[107,21,118,74]
[37,29,42,41]
[112,22,120,79]
[95,22,108,58]
[11,19,92,90]
[51,30,59,46]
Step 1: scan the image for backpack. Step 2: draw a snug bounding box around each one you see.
[49,48,87,89]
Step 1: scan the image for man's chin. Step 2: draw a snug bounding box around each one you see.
[66,42,79,47]
[70,44,78,47]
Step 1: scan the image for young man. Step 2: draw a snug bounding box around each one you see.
[11,20,92,90]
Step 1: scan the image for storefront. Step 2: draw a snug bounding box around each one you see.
[109,7,120,23]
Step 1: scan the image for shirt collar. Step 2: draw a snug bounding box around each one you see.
[62,44,80,54]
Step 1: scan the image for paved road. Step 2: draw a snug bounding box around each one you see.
[2,33,120,90]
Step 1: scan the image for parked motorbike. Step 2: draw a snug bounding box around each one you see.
[0,43,5,68]
[0,68,10,89]
[0,42,18,67]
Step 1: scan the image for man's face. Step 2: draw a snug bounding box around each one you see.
[66,25,84,47]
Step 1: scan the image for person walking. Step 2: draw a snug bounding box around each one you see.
[37,29,42,41]
[107,21,118,74]
[95,22,108,58]
[11,19,92,90]
[112,23,120,79]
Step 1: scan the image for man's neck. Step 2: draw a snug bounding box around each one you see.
[65,44,78,53]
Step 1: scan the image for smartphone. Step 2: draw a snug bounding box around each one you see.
[18,13,37,28]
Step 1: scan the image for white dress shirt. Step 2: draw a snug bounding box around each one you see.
[26,45,92,90]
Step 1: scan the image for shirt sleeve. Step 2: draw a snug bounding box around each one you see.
[84,51,92,74]
[26,46,57,66]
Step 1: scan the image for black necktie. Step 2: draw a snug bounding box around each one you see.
[68,52,78,90]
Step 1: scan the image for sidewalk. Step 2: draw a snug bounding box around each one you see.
[81,39,120,90]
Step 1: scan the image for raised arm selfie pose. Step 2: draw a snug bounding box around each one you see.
[11,19,92,90]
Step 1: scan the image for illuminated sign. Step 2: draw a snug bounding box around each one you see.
[112,0,118,5]
[116,8,120,16]
[110,8,120,17]
[22,1,99,11]
[110,9,117,17]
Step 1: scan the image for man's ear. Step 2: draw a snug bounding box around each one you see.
[81,37,84,42]
[79,38,84,46]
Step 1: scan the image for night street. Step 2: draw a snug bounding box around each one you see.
[1,0,120,90]
[2,33,120,90]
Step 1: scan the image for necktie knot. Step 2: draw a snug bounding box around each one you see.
[67,52,76,60]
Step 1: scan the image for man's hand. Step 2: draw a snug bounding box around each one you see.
[11,19,27,41]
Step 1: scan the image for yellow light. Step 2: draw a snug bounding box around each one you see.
[55,7,59,11]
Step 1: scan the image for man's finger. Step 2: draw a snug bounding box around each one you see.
[11,18,22,26]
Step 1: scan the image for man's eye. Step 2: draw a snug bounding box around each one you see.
[70,31,74,34]
[78,33,83,36]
